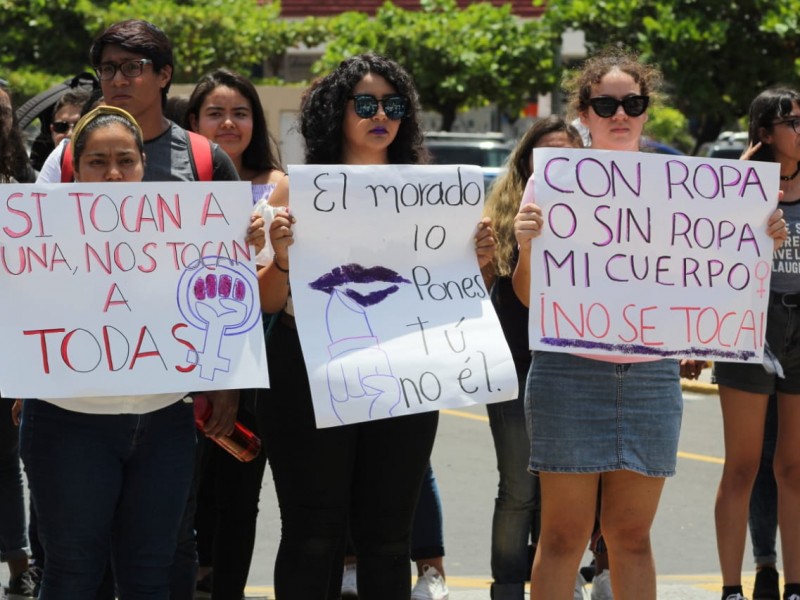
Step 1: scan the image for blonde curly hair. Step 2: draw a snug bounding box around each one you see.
[483,115,582,277]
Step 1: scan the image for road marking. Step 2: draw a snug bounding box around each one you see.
[441,409,725,465]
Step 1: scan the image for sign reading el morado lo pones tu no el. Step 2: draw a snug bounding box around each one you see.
[0,181,269,399]
[289,164,518,429]
[529,147,780,362]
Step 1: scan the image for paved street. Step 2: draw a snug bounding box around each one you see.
[2,375,777,599]
[240,375,775,599]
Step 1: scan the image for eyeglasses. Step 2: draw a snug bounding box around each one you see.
[774,117,800,135]
[52,120,77,134]
[94,59,154,82]
[588,95,649,118]
[349,94,408,120]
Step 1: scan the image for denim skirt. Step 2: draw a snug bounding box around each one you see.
[526,352,683,477]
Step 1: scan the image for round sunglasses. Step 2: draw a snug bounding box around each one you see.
[349,94,408,120]
[589,95,649,118]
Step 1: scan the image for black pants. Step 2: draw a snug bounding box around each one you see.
[257,318,438,600]
[195,395,267,599]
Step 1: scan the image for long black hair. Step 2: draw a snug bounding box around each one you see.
[0,82,35,183]
[747,87,800,163]
[185,68,282,175]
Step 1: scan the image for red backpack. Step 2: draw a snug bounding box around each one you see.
[60,129,213,183]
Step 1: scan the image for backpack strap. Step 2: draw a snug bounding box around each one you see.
[187,130,213,181]
[60,142,74,183]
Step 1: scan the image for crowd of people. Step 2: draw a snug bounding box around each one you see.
[0,18,798,600]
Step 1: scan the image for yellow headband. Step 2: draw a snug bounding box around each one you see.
[71,105,143,155]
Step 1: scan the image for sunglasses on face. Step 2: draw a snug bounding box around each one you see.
[588,95,649,118]
[349,94,408,120]
[94,59,154,82]
[52,120,76,134]
[774,117,800,135]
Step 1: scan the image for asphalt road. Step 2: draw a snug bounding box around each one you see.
[241,380,775,598]
[2,379,776,599]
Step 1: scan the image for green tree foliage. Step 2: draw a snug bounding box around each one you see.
[542,0,800,149]
[318,0,560,131]
[0,0,98,99]
[95,0,330,83]
[0,0,330,101]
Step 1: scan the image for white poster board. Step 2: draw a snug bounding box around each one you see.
[0,182,268,398]
[289,164,517,428]
[530,148,779,362]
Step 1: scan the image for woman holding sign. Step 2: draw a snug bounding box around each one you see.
[512,49,787,600]
[256,53,494,599]
[18,106,270,600]
[713,87,800,600]
[185,67,293,600]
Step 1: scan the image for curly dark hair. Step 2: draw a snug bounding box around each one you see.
[746,87,800,163]
[0,85,34,183]
[185,68,282,175]
[300,54,428,165]
[563,46,663,119]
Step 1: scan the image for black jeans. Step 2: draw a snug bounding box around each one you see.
[195,395,267,599]
[258,318,438,600]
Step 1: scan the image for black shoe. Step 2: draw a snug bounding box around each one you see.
[753,566,780,600]
[579,559,596,584]
[8,568,38,600]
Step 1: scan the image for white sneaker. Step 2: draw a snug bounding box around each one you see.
[574,573,590,600]
[411,565,449,600]
[341,563,358,598]
[590,570,613,600]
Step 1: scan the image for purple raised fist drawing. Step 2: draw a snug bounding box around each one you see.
[309,263,410,424]
[176,257,260,381]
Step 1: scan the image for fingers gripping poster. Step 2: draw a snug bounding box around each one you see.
[529,148,779,362]
[289,164,517,428]
[0,182,268,398]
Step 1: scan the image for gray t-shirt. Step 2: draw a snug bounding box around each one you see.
[36,121,239,183]
[144,121,238,182]
[771,199,800,293]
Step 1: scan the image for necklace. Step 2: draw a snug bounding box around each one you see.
[780,162,800,181]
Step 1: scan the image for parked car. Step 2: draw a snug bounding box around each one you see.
[640,137,685,155]
[424,131,514,192]
[696,131,747,159]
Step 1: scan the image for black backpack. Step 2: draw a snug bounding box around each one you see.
[15,72,100,172]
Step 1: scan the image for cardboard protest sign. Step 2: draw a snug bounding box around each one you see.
[529,148,779,362]
[0,182,268,398]
[289,164,517,428]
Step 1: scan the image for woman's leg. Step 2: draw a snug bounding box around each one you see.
[0,397,30,577]
[774,392,800,584]
[715,386,769,586]
[487,392,539,600]
[257,320,356,599]
[350,411,439,600]
[530,472,598,600]
[210,398,268,599]
[19,401,122,600]
[112,401,196,600]
[599,470,666,600]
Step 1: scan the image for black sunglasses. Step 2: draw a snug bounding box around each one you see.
[349,94,408,120]
[588,95,649,118]
[52,120,76,134]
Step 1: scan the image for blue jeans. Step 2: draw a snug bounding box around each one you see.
[487,375,539,600]
[0,397,29,563]
[410,462,445,560]
[20,400,195,600]
[749,393,778,566]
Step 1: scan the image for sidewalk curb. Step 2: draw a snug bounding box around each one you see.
[680,379,718,395]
